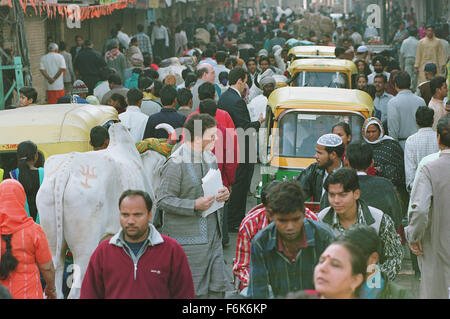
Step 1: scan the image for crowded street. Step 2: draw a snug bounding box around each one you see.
[0,0,449,302]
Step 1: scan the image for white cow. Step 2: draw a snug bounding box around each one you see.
[37,123,166,299]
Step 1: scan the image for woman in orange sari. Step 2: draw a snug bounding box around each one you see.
[0,179,56,299]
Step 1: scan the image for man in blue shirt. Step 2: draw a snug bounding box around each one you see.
[248,181,335,298]
[143,85,186,139]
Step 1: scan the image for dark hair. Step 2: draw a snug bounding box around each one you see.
[90,126,110,148]
[110,93,127,108]
[108,74,122,86]
[59,41,67,51]
[130,37,138,45]
[160,85,177,106]
[199,99,217,117]
[415,106,435,128]
[334,46,346,57]
[260,180,281,206]
[219,71,228,86]
[332,122,352,138]
[185,73,197,89]
[127,88,144,105]
[153,80,163,97]
[0,234,18,280]
[16,141,39,208]
[198,82,216,100]
[183,113,217,142]
[329,240,367,297]
[365,84,377,100]
[75,35,83,41]
[393,71,410,89]
[336,224,382,260]
[36,150,45,168]
[372,55,386,67]
[19,87,38,103]
[83,39,92,47]
[138,76,153,92]
[373,73,387,83]
[119,189,153,213]
[259,56,270,65]
[216,51,227,63]
[324,142,346,159]
[225,58,238,69]
[265,181,306,215]
[181,68,191,81]
[437,114,450,147]
[99,67,114,81]
[430,76,446,96]
[324,167,360,192]
[229,45,238,55]
[202,48,214,59]
[137,24,144,32]
[345,141,373,171]
[132,68,142,75]
[144,69,160,80]
[228,67,247,85]
[177,88,193,106]
[196,65,210,79]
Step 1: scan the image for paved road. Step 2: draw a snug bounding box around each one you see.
[222,165,420,298]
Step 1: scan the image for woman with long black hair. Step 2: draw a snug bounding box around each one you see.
[9,141,44,224]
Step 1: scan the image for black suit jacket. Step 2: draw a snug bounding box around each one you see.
[218,88,261,163]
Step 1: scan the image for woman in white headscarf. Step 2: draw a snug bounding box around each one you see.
[362,117,405,190]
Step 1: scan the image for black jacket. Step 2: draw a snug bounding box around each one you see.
[218,88,260,162]
[296,162,330,209]
[358,175,402,229]
[74,48,106,78]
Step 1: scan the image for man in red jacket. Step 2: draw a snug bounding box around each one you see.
[80,190,195,299]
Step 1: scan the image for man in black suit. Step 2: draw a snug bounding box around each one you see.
[218,67,264,231]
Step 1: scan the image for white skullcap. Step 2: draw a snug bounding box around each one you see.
[317,134,343,147]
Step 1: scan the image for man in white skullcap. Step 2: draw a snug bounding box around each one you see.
[247,76,276,122]
[40,43,67,104]
[295,133,345,209]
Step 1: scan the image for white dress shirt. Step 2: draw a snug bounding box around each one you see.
[404,127,439,191]
[118,105,149,143]
[151,25,169,47]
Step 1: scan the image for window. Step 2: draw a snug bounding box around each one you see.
[275,112,365,158]
[294,71,349,88]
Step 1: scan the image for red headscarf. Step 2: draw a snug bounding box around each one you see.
[0,179,34,235]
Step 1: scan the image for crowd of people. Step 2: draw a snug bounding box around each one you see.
[1,4,450,300]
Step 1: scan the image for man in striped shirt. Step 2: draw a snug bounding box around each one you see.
[233,180,319,294]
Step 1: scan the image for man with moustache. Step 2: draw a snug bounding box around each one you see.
[80,190,194,299]
[296,134,345,210]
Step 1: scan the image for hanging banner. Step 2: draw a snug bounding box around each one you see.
[8,0,136,21]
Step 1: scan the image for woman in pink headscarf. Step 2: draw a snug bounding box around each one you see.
[0,179,56,299]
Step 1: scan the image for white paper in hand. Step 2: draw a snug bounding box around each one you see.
[201,168,225,218]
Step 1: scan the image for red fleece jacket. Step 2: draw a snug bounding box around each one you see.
[80,235,195,299]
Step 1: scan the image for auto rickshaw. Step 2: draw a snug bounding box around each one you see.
[287,45,336,61]
[0,103,118,177]
[258,87,374,210]
[287,58,358,89]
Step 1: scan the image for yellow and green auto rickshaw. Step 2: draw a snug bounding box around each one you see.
[258,87,374,210]
[287,45,336,61]
[287,58,358,89]
[0,103,118,176]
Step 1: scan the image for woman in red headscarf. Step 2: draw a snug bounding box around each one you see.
[0,179,56,299]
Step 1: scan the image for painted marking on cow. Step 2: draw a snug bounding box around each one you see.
[80,165,98,189]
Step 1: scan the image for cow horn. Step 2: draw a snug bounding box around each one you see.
[155,123,177,145]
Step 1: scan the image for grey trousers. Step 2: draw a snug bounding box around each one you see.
[404,57,417,91]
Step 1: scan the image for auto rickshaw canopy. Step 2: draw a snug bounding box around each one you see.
[287,58,358,77]
[288,45,336,59]
[0,104,118,156]
[268,87,374,118]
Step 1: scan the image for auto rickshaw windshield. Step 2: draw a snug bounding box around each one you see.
[294,71,349,88]
[274,112,365,158]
